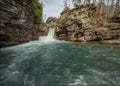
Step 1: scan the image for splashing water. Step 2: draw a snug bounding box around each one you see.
[39,27,57,43]
[48,27,55,39]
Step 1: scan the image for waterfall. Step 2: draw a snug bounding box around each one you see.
[47,27,55,39]
[38,27,56,43]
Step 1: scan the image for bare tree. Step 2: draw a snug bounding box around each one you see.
[72,0,81,7]
[68,0,70,8]
[64,0,68,8]
[92,0,96,4]
[115,0,120,14]
[68,0,119,21]
[84,0,91,4]
[110,0,115,16]
[105,0,110,18]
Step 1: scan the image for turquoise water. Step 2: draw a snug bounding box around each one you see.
[0,40,120,86]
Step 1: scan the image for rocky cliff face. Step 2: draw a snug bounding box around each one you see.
[0,0,46,47]
[46,17,57,27]
[56,4,120,43]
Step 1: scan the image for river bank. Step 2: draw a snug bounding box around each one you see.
[56,38,120,47]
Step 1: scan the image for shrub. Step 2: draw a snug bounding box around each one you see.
[33,0,43,19]
[33,9,42,18]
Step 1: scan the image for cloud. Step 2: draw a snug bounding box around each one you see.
[41,0,64,20]
[40,0,73,21]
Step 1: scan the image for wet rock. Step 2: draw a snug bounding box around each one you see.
[100,40,120,44]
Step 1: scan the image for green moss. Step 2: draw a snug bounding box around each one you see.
[33,0,43,19]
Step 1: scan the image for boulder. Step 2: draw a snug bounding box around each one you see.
[46,17,57,27]
[39,22,48,35]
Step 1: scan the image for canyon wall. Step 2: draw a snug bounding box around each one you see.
[0,0,47,47]
[56,4,120,43]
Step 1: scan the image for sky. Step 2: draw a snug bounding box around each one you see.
[40,0,116,21]
[40,0,73,21]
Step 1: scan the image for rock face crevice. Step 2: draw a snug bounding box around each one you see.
[55,4,120,43]
[0,0,46,47]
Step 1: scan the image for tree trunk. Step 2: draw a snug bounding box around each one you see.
[115,0,120,15]
[92,0,96,4]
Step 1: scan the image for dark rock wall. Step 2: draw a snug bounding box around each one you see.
[0,0,44,47]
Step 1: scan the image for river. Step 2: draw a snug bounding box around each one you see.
[0,28,120,86]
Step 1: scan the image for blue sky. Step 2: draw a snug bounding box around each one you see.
[40,0,73,21]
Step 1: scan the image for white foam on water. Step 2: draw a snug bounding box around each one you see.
[0,27,68,51]
[86,69,105,76]
[38,36,57,44]
[12,71,19,74]
[86,69,111,85]
[68,75,88,86]
[39,27,56,43]
[24,75,36,86]
[38,27,59,44]
[5,70,19,80]
[18,27,65,46]
[8,63,16,70]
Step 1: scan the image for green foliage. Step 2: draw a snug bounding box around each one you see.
[33,9,42,18]
[33,0,43,18]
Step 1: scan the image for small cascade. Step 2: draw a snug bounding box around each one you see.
[47,27,55,40]
[38,27,56,43]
